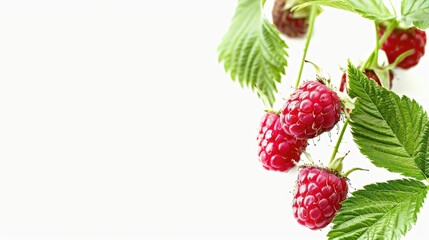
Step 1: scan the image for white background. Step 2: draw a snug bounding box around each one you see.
[0,0,428,239]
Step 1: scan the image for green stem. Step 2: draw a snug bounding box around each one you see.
[329,118,350,166]
[361,21,398,71]
[372,22,380,67]
[294,6,317,88]
[378,22,397,46]
[343,167,369,178]
[360,52,375,71]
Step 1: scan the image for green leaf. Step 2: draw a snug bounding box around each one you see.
[328,179,428,240]
[293,0,395,22]
[401,0,429,29]
[293,0,354,12]
[217,0,288,107]
[373,68,390,89]
[427,136,429,171]
[349,0,395,21]
[347,63,429,180]
[412,18,429,29]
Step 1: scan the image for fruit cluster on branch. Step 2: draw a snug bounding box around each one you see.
[219,0,429,239]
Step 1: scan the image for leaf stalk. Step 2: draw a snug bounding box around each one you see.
[328,118,350,167]
[294,5,317,88]
[343,167,369,178]
[361,21,398,71]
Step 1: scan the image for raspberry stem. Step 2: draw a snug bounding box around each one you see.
[361,21,398,71]
[378,22,397,49]
[372,22,381,67]
[294,5,317,88]
[342,167,369,178]
[328,118,350,169]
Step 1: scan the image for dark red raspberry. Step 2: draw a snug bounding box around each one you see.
[272,0,308,37]
[257,112,307,172]
[339,69,394,92]
[379,26,427,69]
[280,80,342,140]
[292,166,348,230]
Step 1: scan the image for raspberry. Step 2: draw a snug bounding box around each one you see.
[339,69,394,92]
[272,0,308,37]
[292,166,348,230]
[280,80,342,140]
[257,112,308,172]
[379,26,427,69]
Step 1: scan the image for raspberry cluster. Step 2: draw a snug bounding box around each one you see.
[257,79,345,229]
[257,79,342,171]
[258,3,428,233]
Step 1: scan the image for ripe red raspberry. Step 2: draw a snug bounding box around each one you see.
[272,0,308,37]
[292,166,348,230]
[257,112,308,172]
[280,80,342,140]
[379,26,427,69]
[339,69,394,92]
